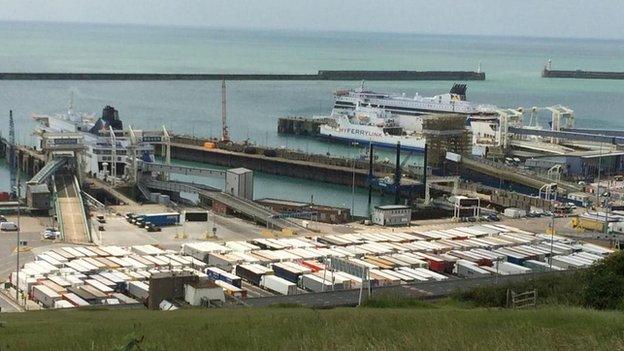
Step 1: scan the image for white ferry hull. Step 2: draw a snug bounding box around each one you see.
[319,125,426,152]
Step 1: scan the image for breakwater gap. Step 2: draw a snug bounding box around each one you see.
[0,70,485,81]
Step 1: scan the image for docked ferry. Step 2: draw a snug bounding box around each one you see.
[332,82,497,116]
[33,104,157,179]
[318,106,426,152]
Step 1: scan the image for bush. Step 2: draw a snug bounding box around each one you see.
[582,251,624,310]
[457,251,624,310]
[456,272,584,308]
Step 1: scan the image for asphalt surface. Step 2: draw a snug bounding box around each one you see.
[56,176,89,243]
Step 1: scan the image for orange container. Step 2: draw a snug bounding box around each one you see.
[203,142,217,149]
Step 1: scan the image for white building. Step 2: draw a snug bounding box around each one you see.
[372,205,411,226]
[184,280,225,306]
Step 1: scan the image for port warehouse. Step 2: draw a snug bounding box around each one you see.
[10,224,613,310]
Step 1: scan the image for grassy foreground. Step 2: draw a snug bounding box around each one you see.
[1,306,623,350]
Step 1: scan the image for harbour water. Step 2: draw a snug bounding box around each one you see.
[1,21,624,214]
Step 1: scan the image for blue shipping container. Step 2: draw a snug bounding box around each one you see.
[205,267,242,288]
[273,265,300,284]
[142,213,180,226]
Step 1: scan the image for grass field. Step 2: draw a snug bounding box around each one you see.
[1,305,623,350]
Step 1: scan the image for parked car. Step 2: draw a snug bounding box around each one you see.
[0,215,6,222]
[42,227,61,239]
[487,214,501,222]
[0,222,19,231]
[125,213,136,223]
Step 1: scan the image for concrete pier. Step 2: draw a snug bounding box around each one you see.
[542,68,624,80]
[1,137,46,176]
[0,70,486,81]
[160,141,372,187]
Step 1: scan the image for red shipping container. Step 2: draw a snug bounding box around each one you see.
[301,260,324,272]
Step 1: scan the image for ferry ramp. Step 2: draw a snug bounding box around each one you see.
[54,175,90,244]
[460,156,582,195]
[141,178,310,234]
[27,157,67,185]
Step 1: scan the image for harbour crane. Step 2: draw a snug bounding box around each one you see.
[221,80,230,142]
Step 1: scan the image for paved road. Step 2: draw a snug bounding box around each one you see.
[56,176,89,243]
[245,271,573,308]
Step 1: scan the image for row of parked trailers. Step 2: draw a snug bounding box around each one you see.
[179,225,615,295]
[11,244,210,309]
[12,224,616,307]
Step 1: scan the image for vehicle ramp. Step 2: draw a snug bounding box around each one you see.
[28,157,67,185]
[53,175,91,243]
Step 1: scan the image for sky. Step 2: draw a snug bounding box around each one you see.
[1,0,623,39]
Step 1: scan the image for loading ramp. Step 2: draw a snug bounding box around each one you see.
[27,157,67,185]
[53,175,90,243]
[141,178,308,233]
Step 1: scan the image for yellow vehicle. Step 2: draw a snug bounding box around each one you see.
[571,217,606,232]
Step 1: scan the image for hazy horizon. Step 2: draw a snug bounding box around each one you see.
[1,0,623,40]
[3,19,623,43]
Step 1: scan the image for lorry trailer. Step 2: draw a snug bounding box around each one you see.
[137,212,181,227]
[260,275,298,295]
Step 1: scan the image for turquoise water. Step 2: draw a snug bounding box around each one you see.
[1,21,624,214]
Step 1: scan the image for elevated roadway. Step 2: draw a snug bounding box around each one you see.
[87,178,139,207]
[27,157,67,185]
[140,162,226,178]
[141,178,310,233]
[460,156,582,195]
[509,126,624,145]
[54,175,90,244]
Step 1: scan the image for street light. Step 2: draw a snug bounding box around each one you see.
[549,191,557,269]
[14,169,21,304]
[351,141,358,216]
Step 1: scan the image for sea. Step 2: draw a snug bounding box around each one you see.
[1,21,623,215]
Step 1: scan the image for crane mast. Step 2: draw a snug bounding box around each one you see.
[221,80,230,142]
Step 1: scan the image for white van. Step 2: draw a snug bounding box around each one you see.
[0,222,19,231]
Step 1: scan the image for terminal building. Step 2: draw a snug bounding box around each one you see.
[372,205,411,226]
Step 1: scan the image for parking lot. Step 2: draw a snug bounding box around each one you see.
[0,216,55,278]
[94,209,268,250]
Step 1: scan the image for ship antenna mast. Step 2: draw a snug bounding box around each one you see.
[221,79,230,142]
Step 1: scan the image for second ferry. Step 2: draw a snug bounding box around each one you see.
[318,105,426,152]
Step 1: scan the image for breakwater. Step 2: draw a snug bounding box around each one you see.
[542,68,624,80]
[0,70,486,81]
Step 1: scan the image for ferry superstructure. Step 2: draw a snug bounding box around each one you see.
[332,83,497,116]
[33,105,156,179]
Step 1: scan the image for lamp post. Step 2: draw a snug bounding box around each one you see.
[549,191,557,269]
[351,142,358,216]
[15,169,21,304]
